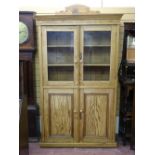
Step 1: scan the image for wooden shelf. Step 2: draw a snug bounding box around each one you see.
[47,45,74,48]
[48,64,74,67]
[84,45,111,47]
[84,64,110,67]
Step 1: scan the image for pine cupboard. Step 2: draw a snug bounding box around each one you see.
[36,12,122,147]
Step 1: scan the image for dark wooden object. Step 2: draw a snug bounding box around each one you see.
[19,11,36,51]
[19,11,37,138]
[19,95,29,155]
[118,23,135,149]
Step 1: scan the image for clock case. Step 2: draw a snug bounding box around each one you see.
[19,11,35,51]
[19,11,38,139]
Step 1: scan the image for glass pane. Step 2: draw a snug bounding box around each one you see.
[47,32,73,46]
[83,31,111,81]
[47,31,74,81]
[48,66,73,81]
[84,31,111,46]
[84,47,110,64]
[84,66,110,81]
[48,47,73,64]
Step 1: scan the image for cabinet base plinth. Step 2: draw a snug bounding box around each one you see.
[40,142,117,148]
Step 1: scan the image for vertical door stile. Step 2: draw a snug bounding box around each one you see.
[80,26,84,84]
[42,26,48,85]
[73,26,80,142]
[79,26,84,141]
[110,25,117,83]
[43,89,49,140]
[79,88,84,141]
[74,26,80,86]
[73,88,79,142]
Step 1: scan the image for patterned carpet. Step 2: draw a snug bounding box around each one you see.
[29,143,134,155]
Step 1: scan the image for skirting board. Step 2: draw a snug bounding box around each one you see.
[40,142,117,148]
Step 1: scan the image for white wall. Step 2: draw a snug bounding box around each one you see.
[19,0,135,13]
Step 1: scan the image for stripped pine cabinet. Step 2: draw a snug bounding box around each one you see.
[36,5,122,147]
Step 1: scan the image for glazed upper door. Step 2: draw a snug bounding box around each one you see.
[42,26,79,86]
[80,26,117,86]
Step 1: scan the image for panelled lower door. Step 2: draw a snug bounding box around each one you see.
[43,89,76,143]
[80,89,115,144]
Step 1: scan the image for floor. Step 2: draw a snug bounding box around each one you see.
[29,143,135,155]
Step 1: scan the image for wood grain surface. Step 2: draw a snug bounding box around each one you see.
[49,94,72,136]
[85,94,107,137]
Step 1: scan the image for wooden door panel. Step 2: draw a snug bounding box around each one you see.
[85,94,107,137]
[80,89,114,143]
[44,89,74,143]
[49,95,73,136]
